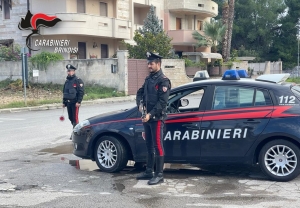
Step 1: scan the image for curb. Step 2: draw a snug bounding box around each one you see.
[0,95,136,114]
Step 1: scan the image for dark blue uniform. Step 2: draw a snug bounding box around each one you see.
[63,64,84,128]
[136,52,171,185]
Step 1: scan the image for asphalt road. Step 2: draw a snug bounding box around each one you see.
[1,102,300,208]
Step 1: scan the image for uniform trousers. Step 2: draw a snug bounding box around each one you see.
[66,103,79,128]
[143,120,165,156]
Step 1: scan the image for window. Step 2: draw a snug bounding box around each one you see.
[3,0,11,19]
[77,0,85,13]
[101,44,108,58]
[197,20,203,30]
[100,2,107,17]
[160,20,163,29]
[212,86,272,110]
[198,4,204,7]
[167,88,205,114]
[176,18,181,30]
[78,42,86,59]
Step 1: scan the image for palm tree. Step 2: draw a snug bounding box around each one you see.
[192,19,226,53]
[226,0,235,61]
[222,0,229,60]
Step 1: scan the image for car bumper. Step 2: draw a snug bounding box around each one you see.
[72,131,92,159]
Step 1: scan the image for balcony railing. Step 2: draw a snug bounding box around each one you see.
[21,13,131,39]
[167,30,205,45]
[165,0,218,17]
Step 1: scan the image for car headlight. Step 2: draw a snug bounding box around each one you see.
[73,120,90,133]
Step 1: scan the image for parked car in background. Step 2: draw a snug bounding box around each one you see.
[193,70,210,82]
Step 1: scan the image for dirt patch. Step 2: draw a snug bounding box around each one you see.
[0,86,62,105]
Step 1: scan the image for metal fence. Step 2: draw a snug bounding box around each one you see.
[285,66,300,78]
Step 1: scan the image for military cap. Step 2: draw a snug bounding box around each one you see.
[146,52,163,63]
[66,64,76,70]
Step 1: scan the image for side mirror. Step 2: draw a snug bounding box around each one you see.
[180,99,189,107]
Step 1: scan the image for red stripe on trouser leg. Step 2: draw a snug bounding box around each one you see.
[156,120,163,156]
[75,107,79,124]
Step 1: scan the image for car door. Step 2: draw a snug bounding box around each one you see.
[200,85,273,163]
[134,86,209,162]
[164,86,209,162]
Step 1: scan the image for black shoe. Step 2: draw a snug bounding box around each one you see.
[136,168,154,180]
[148,173,164,185]
[148,156,164,185]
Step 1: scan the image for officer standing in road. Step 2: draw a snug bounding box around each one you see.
[136,52,171,185]
[62,64,84,129]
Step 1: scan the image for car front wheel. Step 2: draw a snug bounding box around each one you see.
[94,136,128,173]
[258,139,300,182]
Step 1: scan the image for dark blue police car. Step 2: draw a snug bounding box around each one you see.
[72,70,300,182]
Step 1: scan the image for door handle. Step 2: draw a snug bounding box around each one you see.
[182,123,198,129]
[243,119,261,124]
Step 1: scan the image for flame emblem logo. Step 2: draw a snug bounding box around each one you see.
[18,10,62,51]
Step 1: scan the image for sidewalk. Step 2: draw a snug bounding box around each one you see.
[0,95,136,114]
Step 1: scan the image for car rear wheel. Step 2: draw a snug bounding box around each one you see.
[94,136,128,173]
[258,139,300,182]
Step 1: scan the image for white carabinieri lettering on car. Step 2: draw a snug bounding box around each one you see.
[164,128,248,141]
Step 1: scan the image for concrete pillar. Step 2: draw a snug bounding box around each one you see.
[264,61,271,74]
[117,50,129,95]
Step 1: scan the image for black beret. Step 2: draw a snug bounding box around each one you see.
[66,64,76,70]
[146,52,163,62]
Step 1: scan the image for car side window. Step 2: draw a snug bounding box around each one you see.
[167,88,205,114]
[212,86,272,110]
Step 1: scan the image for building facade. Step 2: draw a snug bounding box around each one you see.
[1,0,218,59]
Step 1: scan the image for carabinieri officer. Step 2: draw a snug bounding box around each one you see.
[136,52,171,185]
[62,64,84,129]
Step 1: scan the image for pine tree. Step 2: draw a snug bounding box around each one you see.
[124,4,173,59]
[138,5,163,35]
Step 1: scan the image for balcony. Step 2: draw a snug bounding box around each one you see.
[165,0,218,17]
[21,13,131,40]
[167,30,204,45]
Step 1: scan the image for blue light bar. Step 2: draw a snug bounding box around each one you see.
[237,69,249,78]
[222,70,240,80]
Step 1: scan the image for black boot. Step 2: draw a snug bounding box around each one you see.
[148,156,164,185]
[136,153,154,180]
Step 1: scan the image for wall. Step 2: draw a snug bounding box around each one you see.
[248,61,282,75]
[127,58,191,95]
[0,51,193,95]
[31,0,67,14]
[0,0,27,47]
[0,58,125,92]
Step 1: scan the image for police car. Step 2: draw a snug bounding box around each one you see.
[72,70,300,182]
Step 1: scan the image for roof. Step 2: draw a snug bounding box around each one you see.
[174,78,291,92]
[182,52,222,59]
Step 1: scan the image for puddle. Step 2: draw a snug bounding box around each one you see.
[39,143,73,155]
[67,160,264,181]
[113,183,125,192]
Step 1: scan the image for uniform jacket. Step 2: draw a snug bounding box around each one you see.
[63,75,84,105]
[136,69,171,121]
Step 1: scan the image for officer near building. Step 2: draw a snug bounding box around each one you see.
[62,64,84,129]
[136,52,171,185]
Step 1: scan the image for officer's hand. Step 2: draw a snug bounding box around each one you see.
[76,103,81,107]
[142,113,150,123]
[62,104,65,108]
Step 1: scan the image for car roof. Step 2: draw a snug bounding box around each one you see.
[174,78,291,92]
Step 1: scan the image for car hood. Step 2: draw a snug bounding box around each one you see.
[87,107,136,125]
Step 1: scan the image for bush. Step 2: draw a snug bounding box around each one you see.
[184,58,206,68]
[29,51,64,71]
[0,44,21,61]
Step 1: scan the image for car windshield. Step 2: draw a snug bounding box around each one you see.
[291,86,300,99]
